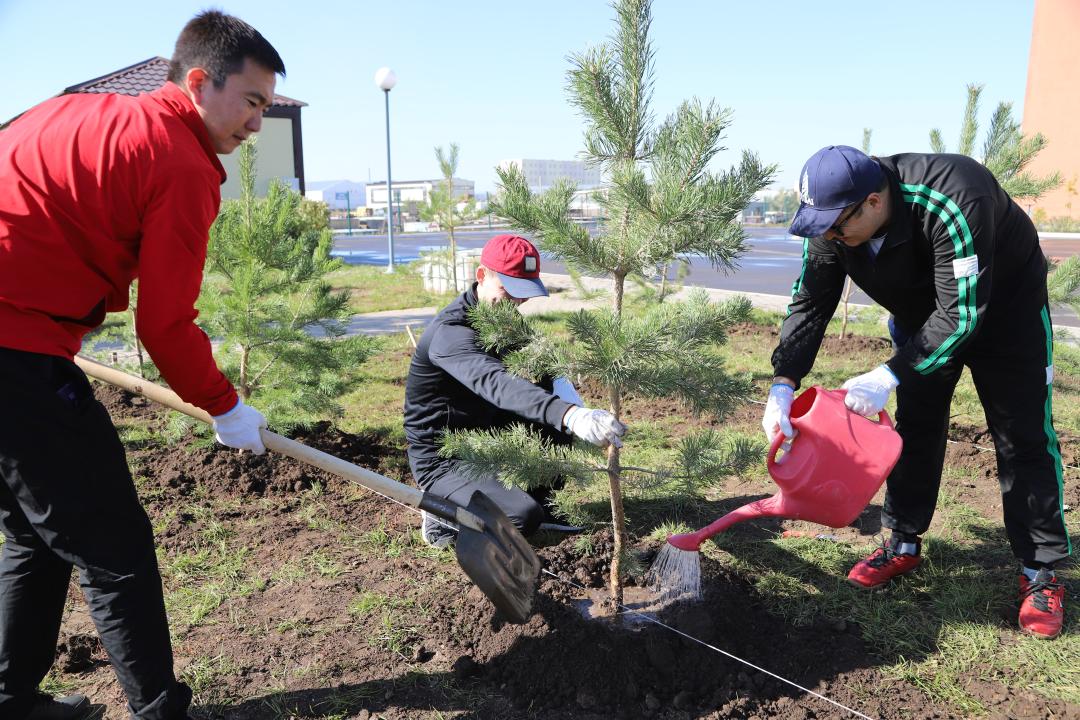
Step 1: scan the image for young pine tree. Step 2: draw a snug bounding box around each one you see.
[930,83,1060,200]
[197,138,378,430]
[418,143,480,290]
[447,0,773,607]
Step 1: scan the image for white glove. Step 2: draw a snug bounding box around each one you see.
[563,406,627,448]
[552,376,584,406]
[212,400,268,455]
[762,383,795,445]
[841,365,899,416]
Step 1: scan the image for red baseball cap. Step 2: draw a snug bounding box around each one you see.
[480,234,548,299]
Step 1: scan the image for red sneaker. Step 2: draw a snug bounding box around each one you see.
[847,536,921,589]
[1019,569,1065,639]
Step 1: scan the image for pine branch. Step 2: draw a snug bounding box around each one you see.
[467,300,564,381]
[491,167,621,275]
[612,0,655,161]
[467,300,537,355]
[929,128,947,154]
[439,424,600,490]
[957,83,982,157]
[1048,256,1080,317]
[981,101,1017,165]
[567,45,624,165]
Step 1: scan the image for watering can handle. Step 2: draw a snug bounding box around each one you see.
[766,430,788,470]
[833,388,894,429]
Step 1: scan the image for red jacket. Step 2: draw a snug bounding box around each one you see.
[0,82,238,415]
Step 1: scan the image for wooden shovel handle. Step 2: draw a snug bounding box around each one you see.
[73,355,437,516]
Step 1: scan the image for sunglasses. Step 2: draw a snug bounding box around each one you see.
[828,197,867,239]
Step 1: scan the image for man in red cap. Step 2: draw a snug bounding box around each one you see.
[403,234,627,547]
[0,11,282,719]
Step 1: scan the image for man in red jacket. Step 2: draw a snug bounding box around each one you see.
[0,11,283,720]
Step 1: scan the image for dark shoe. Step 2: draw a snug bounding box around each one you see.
[537,507,584,533]
[421,511,457,549]
[847,535,921,589]
[1019,568,1065,639]
[25,694,96,720]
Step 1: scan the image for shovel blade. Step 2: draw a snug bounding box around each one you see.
[454,491,541,624]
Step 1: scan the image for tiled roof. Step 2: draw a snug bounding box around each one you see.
[63,57,306,108]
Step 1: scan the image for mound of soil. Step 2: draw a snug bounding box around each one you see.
[51,375,1077,720]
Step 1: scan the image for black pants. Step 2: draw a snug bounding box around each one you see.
[882,302,1071,567]
[409,422,571,537]
[0,348,191,719]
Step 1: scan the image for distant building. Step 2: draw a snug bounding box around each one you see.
[306,180,365,210]
[366,178,474,211]
[1022,0,1080,219]
[738,190,777,224]
[569,187,607,219]
[0,57,308,199]
[497,159,602,192]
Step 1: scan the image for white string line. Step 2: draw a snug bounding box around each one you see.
[540,568,877,720]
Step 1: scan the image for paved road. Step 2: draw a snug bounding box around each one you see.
[332,226,1080,328]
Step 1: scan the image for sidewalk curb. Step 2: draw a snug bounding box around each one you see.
[346,272,1080,344]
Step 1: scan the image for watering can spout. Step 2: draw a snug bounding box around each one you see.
[666,497,783,551]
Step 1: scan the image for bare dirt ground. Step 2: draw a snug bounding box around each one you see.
[52,332,1078,720]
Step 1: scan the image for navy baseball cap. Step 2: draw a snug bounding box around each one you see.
[788,145,883,238]
[480,234,548,299]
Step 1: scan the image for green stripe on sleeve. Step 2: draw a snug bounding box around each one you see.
[786,237,809,316]
[901,184,978,374]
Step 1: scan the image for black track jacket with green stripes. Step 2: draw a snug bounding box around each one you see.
[772,152,1048,388]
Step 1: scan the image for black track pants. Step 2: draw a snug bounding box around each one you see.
[882,304,1071,567]
[0,348,191,719]
[408,421,571,537]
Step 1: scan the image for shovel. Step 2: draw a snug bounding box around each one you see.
[74,355,540,624]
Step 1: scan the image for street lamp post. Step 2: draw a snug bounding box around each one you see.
[374,67,397,272]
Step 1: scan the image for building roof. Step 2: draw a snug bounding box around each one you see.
[306,180,365,191]
[367,177,472,187]
[64,56,307,107]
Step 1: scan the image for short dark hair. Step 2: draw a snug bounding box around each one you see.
[167,10,285,88]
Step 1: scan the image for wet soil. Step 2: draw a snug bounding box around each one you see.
[53,337,1078,720]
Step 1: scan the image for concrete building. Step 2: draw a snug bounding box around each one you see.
[497,159,602,192]
[366,178,474,211]
[1022,0,1080,220]
[306,181,365,210]
[4,57,308,199]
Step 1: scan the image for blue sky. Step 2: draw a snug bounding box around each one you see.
[0,0,1035,194]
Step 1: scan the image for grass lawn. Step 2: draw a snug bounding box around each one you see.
[325,263,454,315]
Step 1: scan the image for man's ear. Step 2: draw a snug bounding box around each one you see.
[475,265,486,283]
[184,67,212,105]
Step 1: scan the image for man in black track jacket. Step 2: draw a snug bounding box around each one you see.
[404,234,626,547]
[760,145,1068,638]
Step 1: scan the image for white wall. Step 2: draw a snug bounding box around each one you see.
[219,117,296,199]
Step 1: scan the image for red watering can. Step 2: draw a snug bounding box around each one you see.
[667,386,903,551]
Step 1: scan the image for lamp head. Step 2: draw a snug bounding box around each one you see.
[374,67,397,91]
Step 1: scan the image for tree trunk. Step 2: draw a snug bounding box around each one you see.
[130,309,146,379]
[239,346,251,401]
[606,272,627,608]
[839,277,853,339]
[449,226,458,291]
[605,410,625,607]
